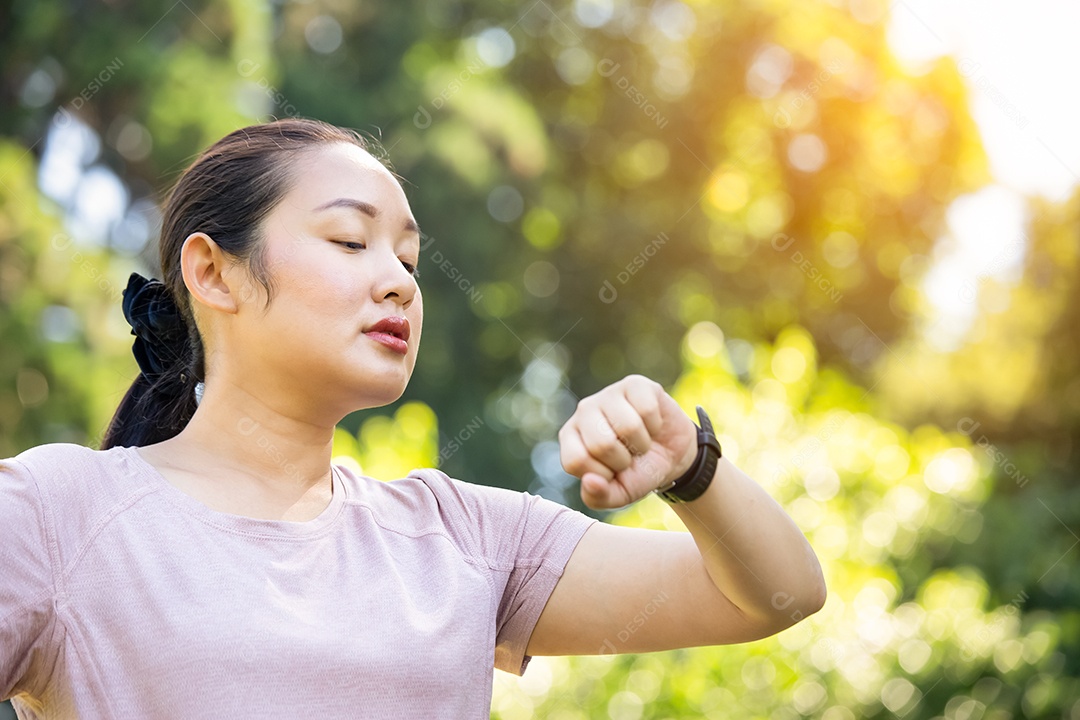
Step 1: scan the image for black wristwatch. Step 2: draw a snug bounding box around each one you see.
[654,405,722,504]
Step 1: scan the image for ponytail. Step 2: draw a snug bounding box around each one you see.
[100,272,206,449]
[99,366,201,449]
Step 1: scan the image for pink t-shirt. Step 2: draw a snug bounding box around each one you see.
[0,442,597,718]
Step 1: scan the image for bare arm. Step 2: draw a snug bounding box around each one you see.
[526,375,825,657]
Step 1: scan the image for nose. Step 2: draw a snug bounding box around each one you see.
[370,246,418,307]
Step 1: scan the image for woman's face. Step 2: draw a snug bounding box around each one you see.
[222,142,423,417]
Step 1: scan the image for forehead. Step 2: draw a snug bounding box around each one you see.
[282,142,411,216]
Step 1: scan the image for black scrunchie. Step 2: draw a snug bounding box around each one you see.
[121,272,190,386]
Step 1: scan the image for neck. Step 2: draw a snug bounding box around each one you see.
[161,378,339,497]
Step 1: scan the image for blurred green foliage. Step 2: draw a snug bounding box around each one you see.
[493,327,1074,718]
[1,0,1077,717]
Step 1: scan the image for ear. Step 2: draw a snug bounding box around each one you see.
[180,232,242,315]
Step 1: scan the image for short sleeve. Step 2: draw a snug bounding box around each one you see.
[0,456,58,701]
[492,490,597,676]
[410,469,598,676]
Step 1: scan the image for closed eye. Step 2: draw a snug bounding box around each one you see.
[333,240,365,251]
[332,240,421,279]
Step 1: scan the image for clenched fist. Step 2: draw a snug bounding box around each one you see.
[558,374,700,510]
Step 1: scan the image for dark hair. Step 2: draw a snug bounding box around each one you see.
[101,117,384,450]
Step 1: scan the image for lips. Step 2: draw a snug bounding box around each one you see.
[364,316,410,342]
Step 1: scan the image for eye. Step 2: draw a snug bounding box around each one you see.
[333,240,365,251]
[333,239,421,279]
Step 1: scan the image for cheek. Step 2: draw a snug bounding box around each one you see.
[297,275,364,329]
[411,293,423,334]
[258,268,354,339]
[275,244,356,303]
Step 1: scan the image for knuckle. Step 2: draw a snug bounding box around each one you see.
[561,454,586,475]
[628,427,650,452]
[591,435,625,458]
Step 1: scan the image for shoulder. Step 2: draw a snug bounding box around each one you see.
[5,441,147,505]
[332,464,494,544]
[369,465,536,533]
[336,464,596,571]
[330,464,523,560]
[6,442,133,493]
[4,442,112,493]
[2,443,151,550]
[7,441,107,469]
[333,463,515,517]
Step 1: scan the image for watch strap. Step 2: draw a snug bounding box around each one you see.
[654,405,722,504]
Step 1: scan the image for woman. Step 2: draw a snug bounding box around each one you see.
[0,118,826,717]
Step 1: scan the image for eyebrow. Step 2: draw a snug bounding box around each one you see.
[314,197,421,235]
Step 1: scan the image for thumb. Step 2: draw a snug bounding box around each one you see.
[581,471,608,496]
[580,470,626,509]
[583,470,609,498]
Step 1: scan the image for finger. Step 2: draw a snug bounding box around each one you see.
[623,378,664,440]
[559,423,616,482]
[579,403,636,472]
[600,395,653,459]
[580,471,611,500]
[624,451,670,492]
[580,469,633,510]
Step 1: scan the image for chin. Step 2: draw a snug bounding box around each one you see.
[361,383,409,408]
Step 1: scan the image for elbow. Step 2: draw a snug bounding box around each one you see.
[805,578,827,617]
[745,580,827,639]
[773,576,828,631]
[799,561,828,618]
[799,547,828,618]
[783,586,826,627]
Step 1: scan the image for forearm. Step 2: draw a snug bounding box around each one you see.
[669,456,826,624]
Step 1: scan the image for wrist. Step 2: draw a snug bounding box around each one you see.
[670,443,697,483]
[654,405,722,504]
